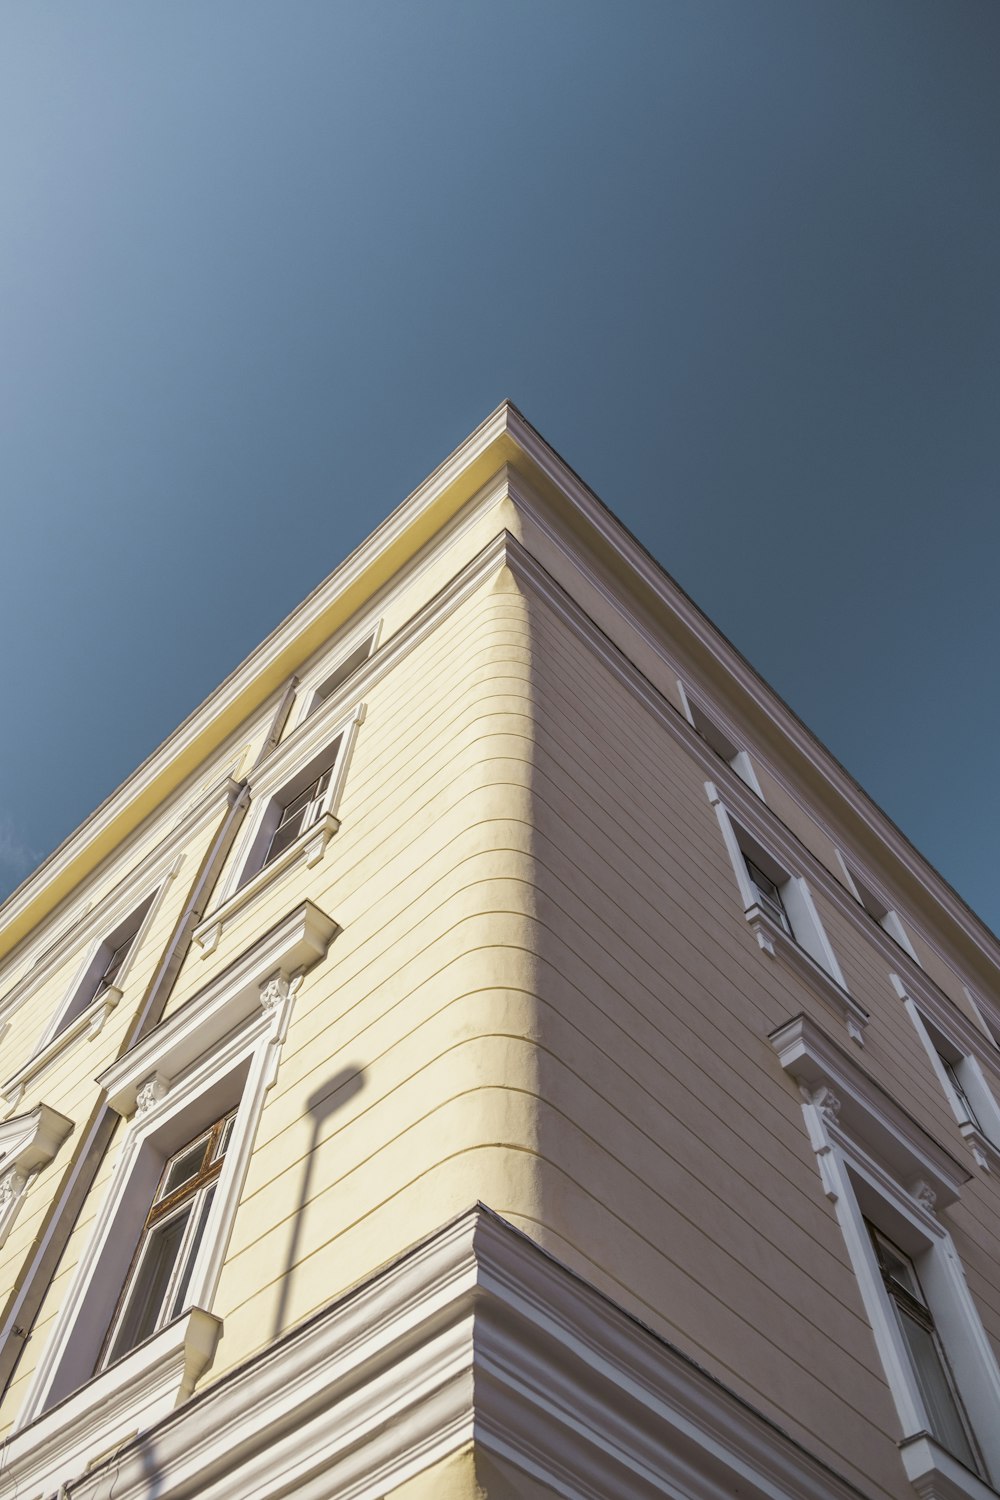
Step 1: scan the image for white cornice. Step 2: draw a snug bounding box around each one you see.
[0,1103,73,1176]
[771,1014,969,1207]
[99,899,337,1117]
[47,1207,870,1500]
[4,400,997,997]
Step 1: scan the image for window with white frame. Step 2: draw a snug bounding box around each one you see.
[99,1109,237,1371]
[865,1220,982,1474]
[239,733,345,887]
[679,684,763,795]
[840,858,920,962]
[303,631,376,719]
[708,785,851,994]
[903,996,1000,1169]
[772,1014,1000,1497]
[53,893,156,1039]
[12,901,336,1497]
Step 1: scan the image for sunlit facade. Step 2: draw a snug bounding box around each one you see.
[1,405,999,1499]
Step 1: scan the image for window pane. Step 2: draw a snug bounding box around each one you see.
[108,1205,192,1364]
[161,1137,210,1199]
[896,1305,979,1472]
[170,1186,216,1317]
[744,858,791,934]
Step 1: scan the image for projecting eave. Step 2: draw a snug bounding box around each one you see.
[0,401,522,959]
[2,400,998,990]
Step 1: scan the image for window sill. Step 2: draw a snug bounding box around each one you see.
[900,1433,998,1500]
[193,812,340,959]
[2,986,124,1116]
[745,903,869,1044]
[4,1307,221,1500]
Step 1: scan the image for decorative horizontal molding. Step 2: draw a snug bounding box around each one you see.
[0,1102,74,1176]
[745,904,869,1043]
[99,900,337,1117]
[503,426,1000,985]
[45,1207,872,1500]
[771,1014,969,1208]
[1,1307,221,1500]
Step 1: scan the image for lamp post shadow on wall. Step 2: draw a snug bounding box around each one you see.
[271,1064,366,1342]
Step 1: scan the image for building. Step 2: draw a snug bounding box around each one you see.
[1,402,999,1500]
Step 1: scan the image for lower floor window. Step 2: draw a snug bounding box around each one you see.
[100,1110,236,1369]
[866,1221,984,1476]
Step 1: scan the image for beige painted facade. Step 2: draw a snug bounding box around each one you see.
[1,405,999,1500]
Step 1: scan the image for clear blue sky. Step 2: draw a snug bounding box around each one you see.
[2,2,999,937]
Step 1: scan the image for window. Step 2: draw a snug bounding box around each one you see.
[679,684,762,795]
[899,988,1000,1170]
[14,901,336,1488]
[261,753,338,870]
[772,1013,1000,1498]
[866,1222,983,1475]
[839,858,920,963]
[55,894,155,1038]
[707,785,862,1038]
[305,633,376,718]
[237,732,345,888]
[743,855,791,936]
[100,1110,236,1370]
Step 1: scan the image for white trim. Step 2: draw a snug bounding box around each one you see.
[27,1207,871,1500]
[707,785,863,1040]
[835,851,921,964]
[0,776,241,1019]
[771,1014,968,1206]
[15,900,335,1442]
[289,619,382,731]
[3,1307,222,1500]
[897,984,1000,1173]
[772,1016,1000,1494]
[678,680,764,797]
[101,900,337,1118]
[0,413,515,953]
[0,1103,73,1248]
[1,854,185,1116]
[207,698,365,925]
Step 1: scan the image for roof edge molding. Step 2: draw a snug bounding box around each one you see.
[3,402,997,994]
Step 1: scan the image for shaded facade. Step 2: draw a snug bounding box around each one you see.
[1,405,999,1499]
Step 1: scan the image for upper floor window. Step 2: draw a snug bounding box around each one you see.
[773,1013,1000,1498]
[899,988,1000,1170]
[742,855,792,937]
[54,894,155,1039]
[839,858,920,963]
[709,784,864,1039]
[304,632,376,719]
[261,755,338,870]
[679,684,762,796]
[238,733,345,888]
